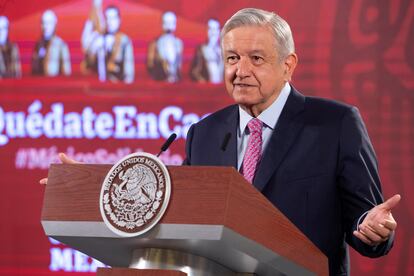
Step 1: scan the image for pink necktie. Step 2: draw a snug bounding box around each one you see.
[242,118,263,183]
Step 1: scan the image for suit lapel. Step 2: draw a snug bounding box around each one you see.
[219,105,238,169]
[253,88,306,191]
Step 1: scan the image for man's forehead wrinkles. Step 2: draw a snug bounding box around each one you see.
[223,40,267,51]
[223,46,269,55]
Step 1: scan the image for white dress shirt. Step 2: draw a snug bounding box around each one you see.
[237,82,291,170]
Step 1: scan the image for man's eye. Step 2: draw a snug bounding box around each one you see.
[252,56,264,63]
[227,56,238,64]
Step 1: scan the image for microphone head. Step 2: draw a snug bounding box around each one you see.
[161,133,177,151]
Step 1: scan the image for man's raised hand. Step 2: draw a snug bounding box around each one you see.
[353,194,401,246]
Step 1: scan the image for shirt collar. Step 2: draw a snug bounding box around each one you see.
[238,82,291,135]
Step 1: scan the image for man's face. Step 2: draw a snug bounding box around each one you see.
[0,17,8,45]
[207,19,220,44]
[162,12,176,33]
[222,25,295,115]
[42,12,57,39]
[93,0,102,8]
[106,8,120,34]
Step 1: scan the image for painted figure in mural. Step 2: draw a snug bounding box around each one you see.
[31,10,71,76]
[0,16,21,79]
[81,1,134,83]
[190,18,224,84]
[80,0,105,76]
[147,11,183,83]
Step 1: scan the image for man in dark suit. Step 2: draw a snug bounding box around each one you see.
[183,8,400,276]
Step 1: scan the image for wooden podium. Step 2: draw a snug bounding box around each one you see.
[41,164,328,276]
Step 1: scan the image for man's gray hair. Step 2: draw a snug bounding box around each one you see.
[221,8,295,61]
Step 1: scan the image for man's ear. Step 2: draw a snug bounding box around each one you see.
[284,53,298,82]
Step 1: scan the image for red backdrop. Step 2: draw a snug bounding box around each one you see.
[0,0,413,275]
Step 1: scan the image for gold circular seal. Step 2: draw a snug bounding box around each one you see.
[99,152,171,237]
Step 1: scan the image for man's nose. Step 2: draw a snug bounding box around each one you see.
[236,58,251,78]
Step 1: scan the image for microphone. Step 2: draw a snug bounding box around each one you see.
[221,132,232,151]
[157,133,177,157]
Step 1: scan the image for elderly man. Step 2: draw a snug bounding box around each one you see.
[147,11,183,83]
[81,4,134,83]
[32,10,71,76]
[190,18,224,84]
[184,8,400,275]
[0,16,21,78]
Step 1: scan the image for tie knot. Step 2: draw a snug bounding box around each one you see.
[247,118,262,133]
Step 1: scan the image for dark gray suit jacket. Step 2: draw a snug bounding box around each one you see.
[184,87,393,275]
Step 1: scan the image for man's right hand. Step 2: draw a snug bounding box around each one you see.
[39,153,80,185]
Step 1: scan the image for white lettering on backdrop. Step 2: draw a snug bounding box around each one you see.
[0,100,208,146]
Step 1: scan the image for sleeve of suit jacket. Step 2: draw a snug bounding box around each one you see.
[338,106,393,256]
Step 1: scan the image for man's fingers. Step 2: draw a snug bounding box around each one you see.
[366,223,391,240]
[382,218,397,231]
[40,154,79,185]
[359,224,387,244]
[353,195,399,246]
[59,153,79,164]
[381,194,401,211]
[353,230,374,246]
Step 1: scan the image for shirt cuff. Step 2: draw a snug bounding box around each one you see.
[356,210,370,231]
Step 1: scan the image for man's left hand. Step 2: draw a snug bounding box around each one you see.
[353,194,401,246]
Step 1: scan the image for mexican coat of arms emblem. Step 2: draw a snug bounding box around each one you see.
[99,152,171,237]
